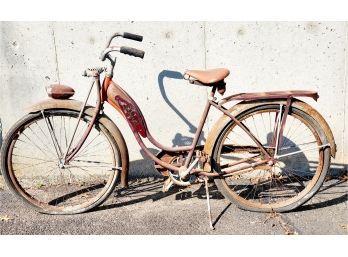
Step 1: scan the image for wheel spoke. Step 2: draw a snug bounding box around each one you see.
[4,110,119,214]
[215,106,324,211]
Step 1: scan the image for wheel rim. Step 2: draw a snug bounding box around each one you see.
[216,107,324,210]
[6,110,119,213]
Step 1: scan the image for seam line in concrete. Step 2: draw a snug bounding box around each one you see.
[203,21,211,135]
[342,22,348,163]
[51,22,61,84]
[203,21,207,70]
[0,118,2,148]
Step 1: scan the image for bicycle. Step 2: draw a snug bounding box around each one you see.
[0,32,337,229]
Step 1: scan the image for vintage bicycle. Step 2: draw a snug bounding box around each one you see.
[0,32,336,229]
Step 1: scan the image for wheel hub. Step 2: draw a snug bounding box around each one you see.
[58,160,65,169]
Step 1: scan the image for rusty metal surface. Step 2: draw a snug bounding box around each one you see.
[210,104,327,210]
[65,78,102,163]
[147,133,193,152]
[183,100,211,167]
[203,98,337,166]
[26,98,130,188]
[155,145,206,177]
[26,89,336,189]
[105,80,194,174]
[115,96,147,137]
[276,97,292,149]
[107,80,196,152]
[210,101,272,161]
[27,99,85,113]
[295,100,337,158]
[107,81,148,138]
[154,151,180,177]
[219,90,319,105]
[107,80,209,166]
[134,132,180,172]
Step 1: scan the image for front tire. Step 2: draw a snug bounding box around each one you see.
[1,109,129,214]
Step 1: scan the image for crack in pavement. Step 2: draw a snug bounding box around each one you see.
[264,212,301,235]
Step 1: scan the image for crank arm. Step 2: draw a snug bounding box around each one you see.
[168,172,191,186]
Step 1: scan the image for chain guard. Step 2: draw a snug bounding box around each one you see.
[154,145,205,177]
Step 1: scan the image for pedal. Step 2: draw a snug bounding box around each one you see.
[162,177,174,192]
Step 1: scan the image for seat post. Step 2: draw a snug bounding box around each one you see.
[210,86,217,98]
[183,87,214,168]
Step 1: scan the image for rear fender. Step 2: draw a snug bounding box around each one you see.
[203,98,336,171]
[27,99,130,188]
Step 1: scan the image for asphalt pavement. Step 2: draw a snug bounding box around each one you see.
[0,175,347,235]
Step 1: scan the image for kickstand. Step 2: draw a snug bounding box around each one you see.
[204,177,215,230]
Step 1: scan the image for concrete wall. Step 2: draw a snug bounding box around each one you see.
[0,21,347,177]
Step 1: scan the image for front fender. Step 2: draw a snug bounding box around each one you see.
[27,98,130,188]
[203,98,337,166]
[27,98,88,114]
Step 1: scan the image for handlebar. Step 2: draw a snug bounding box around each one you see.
[120,46,145,58]
[84,32,145,78]
[101,32,145,61]
[105,31,144,48]
[123,32,143,42]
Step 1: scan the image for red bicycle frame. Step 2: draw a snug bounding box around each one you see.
[64,71,320,178]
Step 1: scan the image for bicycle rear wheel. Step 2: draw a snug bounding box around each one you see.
[212,104,331,212]
[1,109,128,214]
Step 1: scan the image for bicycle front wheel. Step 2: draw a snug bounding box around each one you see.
[1,109,128,214]
[212,104,331,212]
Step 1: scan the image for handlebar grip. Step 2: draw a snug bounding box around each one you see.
[123,32,143,42]
[120,46,145,59]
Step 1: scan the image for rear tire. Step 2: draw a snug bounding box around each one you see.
[212,104,331,212]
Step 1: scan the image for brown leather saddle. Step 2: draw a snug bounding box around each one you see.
[184,68,230,94]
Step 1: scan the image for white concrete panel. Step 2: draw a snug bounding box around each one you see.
[51,22,206,175]
[343,22,348,165]
[205,21,347,164]
[0,22,58,130]
[0,21,346,177]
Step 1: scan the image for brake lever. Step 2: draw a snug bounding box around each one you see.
[100,46,121,61]
[82,67,107,77]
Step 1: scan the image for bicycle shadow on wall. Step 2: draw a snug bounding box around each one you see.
[124,72,341,212]
[95,70,213,210]
[157,70,206,146]
[128,70,206,178]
